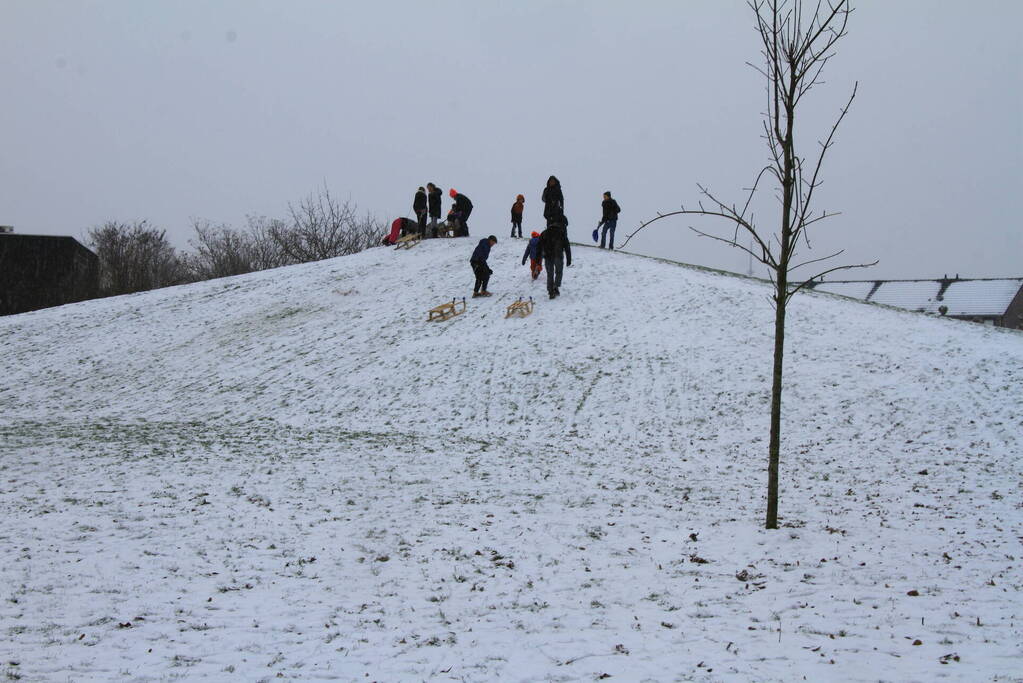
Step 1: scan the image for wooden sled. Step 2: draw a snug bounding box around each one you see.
[395,232,422,249]
[428,297,466,322]
[505,297,534,318]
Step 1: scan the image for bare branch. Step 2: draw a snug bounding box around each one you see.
[793,81,857,240]
[789,248,844,272]
[787,258,879,299]
[689,226,773,266]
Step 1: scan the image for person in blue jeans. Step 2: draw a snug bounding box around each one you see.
[597,191,621,250]
[539,214,571,299]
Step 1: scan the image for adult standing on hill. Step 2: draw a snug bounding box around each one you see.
[450,188,473,237]
[597,191,621,250]
[470,235,498,297]
[413,186,428,236]
[540,213,572,299]
[542,175,564,221]
[426,182,442,237]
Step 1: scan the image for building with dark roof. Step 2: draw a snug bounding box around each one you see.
[806,277,1023,329]
[0,232,99,316]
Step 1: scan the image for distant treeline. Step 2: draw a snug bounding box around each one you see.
[87,188,384,298]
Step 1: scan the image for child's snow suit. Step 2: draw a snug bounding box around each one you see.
[521,236,543,280]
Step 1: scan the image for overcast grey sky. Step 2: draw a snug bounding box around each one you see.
[3,1,1021,279]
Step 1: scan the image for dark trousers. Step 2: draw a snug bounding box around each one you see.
[600,219,617,249]
[545,254,564,293]
[511,220,522,238]
[416,210,428,236]
[471,260,492,293]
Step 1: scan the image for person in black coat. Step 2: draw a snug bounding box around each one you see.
[597,191,621,249]
[542,175,564,220]
[449,188,473,237]
[469,235,497,297]
[413,187,428,236]
[539,214,572,299]
[426,182,442,237]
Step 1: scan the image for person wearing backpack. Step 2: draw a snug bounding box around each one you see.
[450,188,473,237]
[597,191,621,250]
[510,194,524,238]
[521,230,543,280]
[470,235,498,297]
[539,213,572,299]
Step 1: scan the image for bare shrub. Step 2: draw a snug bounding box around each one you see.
[87,220,188,297]
[269,186,384,264]
[185,217,288,280]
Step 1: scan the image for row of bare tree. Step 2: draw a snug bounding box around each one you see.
[87,188,384,298]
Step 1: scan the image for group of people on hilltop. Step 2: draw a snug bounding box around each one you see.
[467,176,620,300]
[389,175,622,301]
[468,224,570,301]
[396,183,474,241]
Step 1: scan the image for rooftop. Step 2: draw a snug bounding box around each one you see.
[810,277,1023,317]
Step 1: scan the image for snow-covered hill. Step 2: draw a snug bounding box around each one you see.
[2,238,1021,681]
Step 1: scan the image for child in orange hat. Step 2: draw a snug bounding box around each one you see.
[448,188,472,237]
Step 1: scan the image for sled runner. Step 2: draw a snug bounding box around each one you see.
[505,297,534,318]
[394,232,421,249]
[428,297,466,322]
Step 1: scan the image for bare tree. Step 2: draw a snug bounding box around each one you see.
[621,0,875,529]
[87,220,188,296]
[186,217,288,280]
[243,215,291,270]
[269,185,383,264]
[185,220,254,280]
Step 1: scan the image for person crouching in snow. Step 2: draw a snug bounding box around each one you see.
[470,235,498,297]
[521,231,543,280]
[449,188,473,237]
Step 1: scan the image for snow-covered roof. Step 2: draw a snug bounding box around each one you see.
[870,281,943,312]
[812,278,1023,317]
[812,281,875,300]
[937,279,1023,316]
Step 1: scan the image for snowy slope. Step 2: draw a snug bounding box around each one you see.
[1,237,1021,681]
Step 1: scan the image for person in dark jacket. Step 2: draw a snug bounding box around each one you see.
[450,188,473,237]
[542,175,564,220]
[510,194,524,238]
[413,187,428,236]
[521,230,543,280]
[597,191,622,249]
[426,182,442,237]
[539,214,572,299]
[470,235,498,297]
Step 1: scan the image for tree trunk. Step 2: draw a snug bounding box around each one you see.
[766,285,787,529]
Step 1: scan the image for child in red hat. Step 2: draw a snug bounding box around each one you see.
[521,231,543,280]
